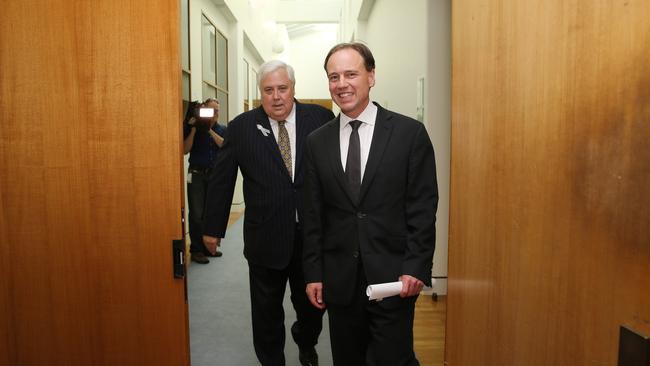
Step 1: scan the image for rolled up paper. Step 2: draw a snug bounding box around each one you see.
[366,281,403,300]
[366,278,437,301]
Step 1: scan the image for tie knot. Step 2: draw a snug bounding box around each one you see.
[278,120,287,126]
[349,120,362,131]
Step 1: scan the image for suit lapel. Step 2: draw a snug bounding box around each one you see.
[254,107,291,181]
[326,117,358,205]
[295,102,309,178]
[359,105,393,203]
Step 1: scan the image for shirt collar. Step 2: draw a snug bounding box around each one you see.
[268,103,297,126]
[339,101,377,130]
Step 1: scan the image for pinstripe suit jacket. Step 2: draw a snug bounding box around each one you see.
[204,101,334,269]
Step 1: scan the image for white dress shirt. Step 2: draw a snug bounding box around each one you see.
[339,102,378,182]
[269,104,297,181]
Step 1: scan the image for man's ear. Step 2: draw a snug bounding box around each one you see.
[368,69,376,88]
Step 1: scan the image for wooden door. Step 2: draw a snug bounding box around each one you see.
[448,1,650,365]
[0,1,189,365]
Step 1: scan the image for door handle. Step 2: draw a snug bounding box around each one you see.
[172,239,185,278]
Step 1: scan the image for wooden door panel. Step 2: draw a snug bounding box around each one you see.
[449,1,650,365]
[1,1,189,365]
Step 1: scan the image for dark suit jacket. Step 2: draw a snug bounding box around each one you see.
[204,101,334,269]
[302,103,438,305]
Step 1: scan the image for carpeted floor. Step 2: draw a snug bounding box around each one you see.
[188,215,333,366]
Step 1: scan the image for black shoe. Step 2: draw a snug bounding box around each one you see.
[299,347,318,366]
[205,250,223,258]
[191,252,209,264]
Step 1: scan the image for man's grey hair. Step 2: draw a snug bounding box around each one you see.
[257,60,295,88]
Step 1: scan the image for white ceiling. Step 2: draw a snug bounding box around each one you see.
[285,23,338,38]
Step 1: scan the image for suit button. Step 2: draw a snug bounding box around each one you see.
[352,251,359,258]
[356,212,366,219]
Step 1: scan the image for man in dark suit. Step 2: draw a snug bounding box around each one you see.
[203,60,334,366]
[302,43,438,365]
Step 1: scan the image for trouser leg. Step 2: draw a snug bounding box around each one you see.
[365,295,419,366]
[327,261,420,366]
[186,170,208,253]
[249,263,288,366]
[288,227,324,349]
[327,264,369,366]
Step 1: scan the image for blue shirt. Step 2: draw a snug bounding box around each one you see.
[184,123,226,168]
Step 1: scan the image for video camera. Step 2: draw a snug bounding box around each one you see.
[183,101,214,131]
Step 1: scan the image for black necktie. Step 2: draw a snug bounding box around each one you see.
[345,120,362,201]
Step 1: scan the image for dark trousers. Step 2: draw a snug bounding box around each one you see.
[248,228,324,366]
[187,168,210,254]
[327,263,419,366]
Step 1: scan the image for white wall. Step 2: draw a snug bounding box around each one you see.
[223,0,281,62]
[340,0,451,295]
[427,0,451,296]
[340,0,365,41]
[243,40,263,101]
[288,26,338,99]
[362,0,426,117]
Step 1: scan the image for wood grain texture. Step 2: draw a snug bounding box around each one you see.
[0,1,188,365]
[448,1,650,365]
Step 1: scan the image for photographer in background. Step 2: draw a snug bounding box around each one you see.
[184,98,226,264]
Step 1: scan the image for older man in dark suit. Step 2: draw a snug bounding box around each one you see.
[203,60,333,366]
[302,43,439,365]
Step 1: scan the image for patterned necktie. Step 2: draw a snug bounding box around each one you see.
[277,120,292,178]
[346,120,362,200]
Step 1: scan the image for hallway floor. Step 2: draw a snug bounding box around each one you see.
[187,214,333,366]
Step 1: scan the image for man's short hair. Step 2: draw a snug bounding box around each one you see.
[324,42,376,72]
[257,60,296,88]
